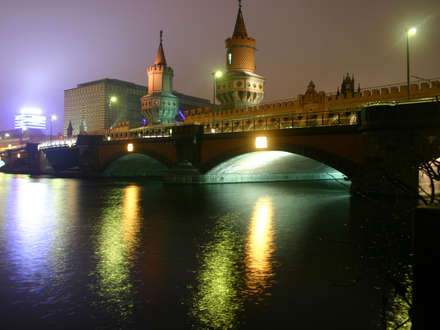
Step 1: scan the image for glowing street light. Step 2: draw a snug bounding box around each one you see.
[127,143,134,152]
[406,27,417,100]
[408,27,417,36]
[255,136,268,149]
[109,96,118,117]
[212,70,223,106]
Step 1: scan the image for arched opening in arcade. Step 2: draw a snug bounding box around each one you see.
[204,151,347,184]
[103,153,168,178]
[419,156,440,201]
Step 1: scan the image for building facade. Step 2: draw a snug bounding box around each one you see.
[64,79,147,135]
[215,0,265,110]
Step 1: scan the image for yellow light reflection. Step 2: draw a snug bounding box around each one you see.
[94,185,141,317]
[122,185,141,253]
[245,197,275,296]
[192,215,243,329]
[13,178,55,276]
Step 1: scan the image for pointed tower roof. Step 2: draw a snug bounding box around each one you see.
[154,30,167,65]
[232,0,248,38]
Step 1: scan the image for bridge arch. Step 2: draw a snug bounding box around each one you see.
[200,143,358,179]
[102,152,169,177]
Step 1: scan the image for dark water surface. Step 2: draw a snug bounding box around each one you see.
[0,174,382,329]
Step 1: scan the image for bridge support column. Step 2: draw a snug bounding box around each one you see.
[351,105,426,197]
[26,143,44,174]
[165,125,203,183]
[172,125,203,165]
[77,135,105,177]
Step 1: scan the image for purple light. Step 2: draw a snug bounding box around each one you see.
[178,109,185,121]
[142,118,147,127]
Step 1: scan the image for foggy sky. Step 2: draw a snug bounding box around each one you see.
[1,0,439,132]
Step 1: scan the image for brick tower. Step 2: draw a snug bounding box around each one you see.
[216,0,265,110]
[141,31,178,125]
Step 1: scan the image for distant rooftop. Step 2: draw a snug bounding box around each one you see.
[74,78,147,90]
[173,91,211,104]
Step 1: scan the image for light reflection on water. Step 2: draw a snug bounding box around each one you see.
[191,197,277,327]
[191,214,244,329]
[8,177,55,284]
[245,197,275,297]
[0,175,388,329]
[92,185,142,319]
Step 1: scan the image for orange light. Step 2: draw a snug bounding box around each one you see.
[255,136,267,149]
[127,143,134,152]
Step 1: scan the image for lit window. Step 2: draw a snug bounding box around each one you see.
[228,53,232,65]
[255,136,268,149]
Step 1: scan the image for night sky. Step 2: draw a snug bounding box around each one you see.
[1,0,439,132]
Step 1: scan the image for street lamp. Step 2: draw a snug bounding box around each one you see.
[406,27,416,100]
[50,114,57,141]
[212,70,223,106]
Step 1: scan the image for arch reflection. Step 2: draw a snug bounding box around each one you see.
[245,197,275,296]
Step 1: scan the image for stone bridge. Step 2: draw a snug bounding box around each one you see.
[42,101,440,196]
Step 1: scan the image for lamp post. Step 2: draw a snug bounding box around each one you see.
[212,70,223,106]
[50,114,57,141]
[109,96,118,128]
[406,27,417,100]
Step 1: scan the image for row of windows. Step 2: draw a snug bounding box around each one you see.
[142,99,177,107]
[217,80,263,90]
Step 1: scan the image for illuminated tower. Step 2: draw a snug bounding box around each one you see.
[141,31,178,125]
[340,73,356,97]
[216,0,265,110]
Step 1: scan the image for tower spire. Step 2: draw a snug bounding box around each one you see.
[155,30,167,65]
[233,0,247,38]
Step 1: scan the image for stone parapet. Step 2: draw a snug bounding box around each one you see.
[184,81,440,125]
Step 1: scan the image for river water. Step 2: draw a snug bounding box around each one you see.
[0,173,394,329]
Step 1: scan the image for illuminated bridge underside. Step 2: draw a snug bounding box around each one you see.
[103,153,167,177]
[202,151,345,183]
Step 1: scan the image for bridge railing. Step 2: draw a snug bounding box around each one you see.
[202,110,359,134]
[107,125,177,141]
[38,137,78,150]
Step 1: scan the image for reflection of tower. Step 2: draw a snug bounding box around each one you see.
[141,31,178,125]
[216,0,265,110]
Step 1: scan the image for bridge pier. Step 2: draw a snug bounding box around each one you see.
[351,103,440,197]
[77,135,106,177]
[350,158,419,197]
